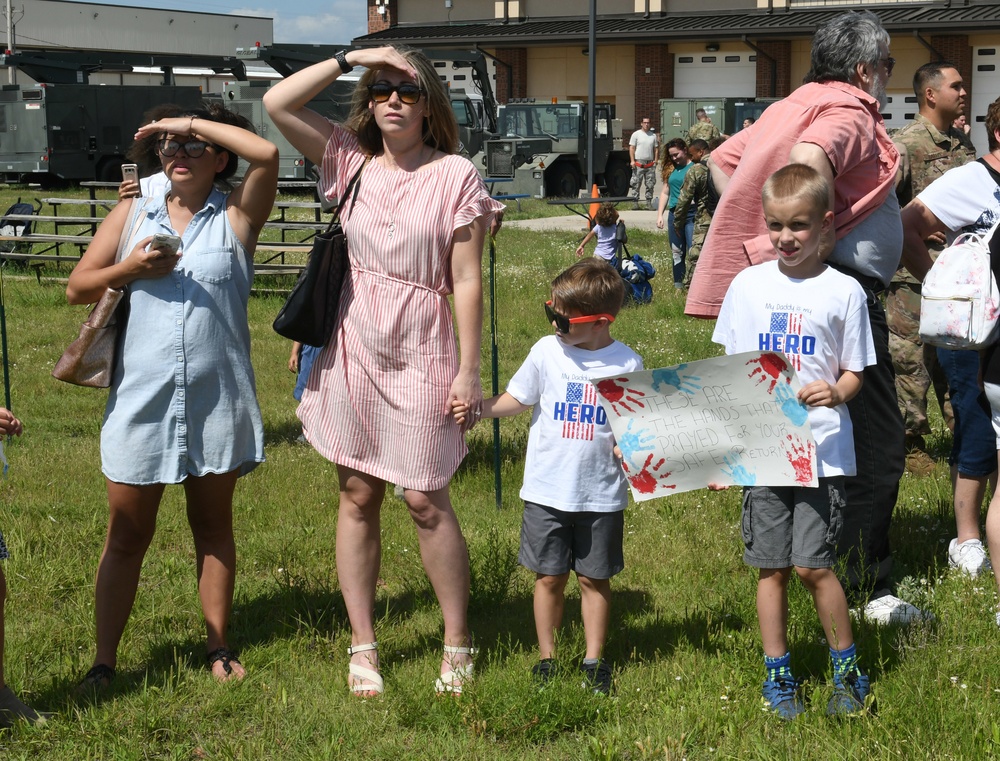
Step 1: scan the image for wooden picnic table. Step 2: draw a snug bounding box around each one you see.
[81,180,320,200]
[546,195,638,226]
[0,234,312,281]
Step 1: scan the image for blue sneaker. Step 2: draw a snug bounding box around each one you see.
[761,676,805,720]
[827,669,871,717]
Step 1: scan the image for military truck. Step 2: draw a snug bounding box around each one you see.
[222,79,356,180]
[483,99,630,198]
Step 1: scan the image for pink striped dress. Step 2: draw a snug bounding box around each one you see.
[298,125,503,491]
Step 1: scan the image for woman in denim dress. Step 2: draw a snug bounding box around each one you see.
[67,103,278,686]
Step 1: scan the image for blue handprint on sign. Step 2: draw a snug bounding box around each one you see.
[721,451,756,486]
[617,419,656,463]
[774,383,808,427]
[651,365,701,396]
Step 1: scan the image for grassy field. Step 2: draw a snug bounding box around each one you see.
[0,185,995,760]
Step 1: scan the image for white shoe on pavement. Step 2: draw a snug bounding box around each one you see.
[948,538,991,577]
[855,593,933,625]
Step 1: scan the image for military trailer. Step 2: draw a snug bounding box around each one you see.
[0,83,204,184]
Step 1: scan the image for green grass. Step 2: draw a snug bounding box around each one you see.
[0,184,994,759]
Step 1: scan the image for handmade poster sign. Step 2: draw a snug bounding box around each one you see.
[593,351,818,500]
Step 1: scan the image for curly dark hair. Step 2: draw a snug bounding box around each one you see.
[594,202,618,227]
[126,100,256,182]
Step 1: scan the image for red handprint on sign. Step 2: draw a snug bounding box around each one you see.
[622,453,676,495]
[785,434,815,485]
[595,377,647,416]
[746,352,791,394]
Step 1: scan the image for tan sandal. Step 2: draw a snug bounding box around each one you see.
[348,641,384,697]
[435,643,477,695]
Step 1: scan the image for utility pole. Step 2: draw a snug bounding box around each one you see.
[5,0,14,84]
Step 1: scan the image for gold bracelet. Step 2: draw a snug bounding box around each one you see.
[189,116,195,135]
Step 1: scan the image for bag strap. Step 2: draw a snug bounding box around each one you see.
[114,198,146,264]
[326,157,370,231]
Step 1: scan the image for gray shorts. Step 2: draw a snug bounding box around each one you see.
[0,528,7,560]
[519,501,624,579]
[741,478,846,569]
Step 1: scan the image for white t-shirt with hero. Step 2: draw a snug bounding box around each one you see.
[507,334,643,512]
[712,262,877,477]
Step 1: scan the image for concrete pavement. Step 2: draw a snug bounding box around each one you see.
[503,207,664,233]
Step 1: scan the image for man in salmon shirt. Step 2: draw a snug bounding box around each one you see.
[687,10,934,625]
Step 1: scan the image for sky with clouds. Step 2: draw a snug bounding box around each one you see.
[81,0,369,46]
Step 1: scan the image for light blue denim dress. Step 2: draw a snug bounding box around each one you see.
[100,190,264,485]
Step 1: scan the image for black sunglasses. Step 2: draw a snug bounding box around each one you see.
[881,56,896,76]
[544,301,615,334]
[368,82,425,105]
[158,139,214,158]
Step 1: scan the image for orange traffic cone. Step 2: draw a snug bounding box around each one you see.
[588,184,600,226]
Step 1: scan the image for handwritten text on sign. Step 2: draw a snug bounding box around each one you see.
[593,351,818,500]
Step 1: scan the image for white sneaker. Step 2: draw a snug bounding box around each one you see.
[948,538,992,577]
[855,594,933,625]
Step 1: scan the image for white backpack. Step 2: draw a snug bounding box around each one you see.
[919,218,1000,350]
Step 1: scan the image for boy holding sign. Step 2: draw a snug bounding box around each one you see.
[453,259,642,695]
[712,164,877,719]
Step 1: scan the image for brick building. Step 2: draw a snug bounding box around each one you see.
[353,0,1000,155]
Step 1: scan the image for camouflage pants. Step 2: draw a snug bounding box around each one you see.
[885,282,953,441]
[682,223,710,289]
[630,165,656,206]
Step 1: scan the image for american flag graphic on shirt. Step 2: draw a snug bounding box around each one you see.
[770,311,804,370]
[563,382,597,441]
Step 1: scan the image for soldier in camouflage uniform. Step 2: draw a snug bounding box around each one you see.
[688,108,721,143]
[889,62,974,474]
[672,139,712,289]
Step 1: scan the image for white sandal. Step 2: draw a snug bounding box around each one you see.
[435,643,477,695]
[348,641,384,697]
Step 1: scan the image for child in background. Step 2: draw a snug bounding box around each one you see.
[575,203,620,264]
[454,258,642,694]
[712,164,877,719]
[0,408,47,728]
[288,341,321,403]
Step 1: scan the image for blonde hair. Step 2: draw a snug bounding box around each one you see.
[761,164,831,216]
[346,46,459,156]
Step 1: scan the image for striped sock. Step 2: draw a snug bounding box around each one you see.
[764,652,794,682]
[830,643,859,677]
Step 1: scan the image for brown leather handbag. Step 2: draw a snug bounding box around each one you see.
[52,199,143,388]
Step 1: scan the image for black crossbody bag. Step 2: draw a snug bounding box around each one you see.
[273,159,368,346]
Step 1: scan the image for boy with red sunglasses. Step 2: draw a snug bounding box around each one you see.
[453,258,642,694]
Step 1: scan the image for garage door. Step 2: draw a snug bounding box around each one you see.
[674,52,756,98]
[881,91,917,134]
[971,46,1000,156]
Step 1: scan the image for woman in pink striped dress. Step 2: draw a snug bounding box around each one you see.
[265,47,502,697]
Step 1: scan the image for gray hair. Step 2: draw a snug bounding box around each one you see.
[807,10,889,84]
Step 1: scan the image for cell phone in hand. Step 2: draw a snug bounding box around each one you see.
[149,233,181,257]
[121,163,141,196]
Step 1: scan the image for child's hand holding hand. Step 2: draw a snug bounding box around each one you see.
[451,399,473,427]
[0,408,22,437]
